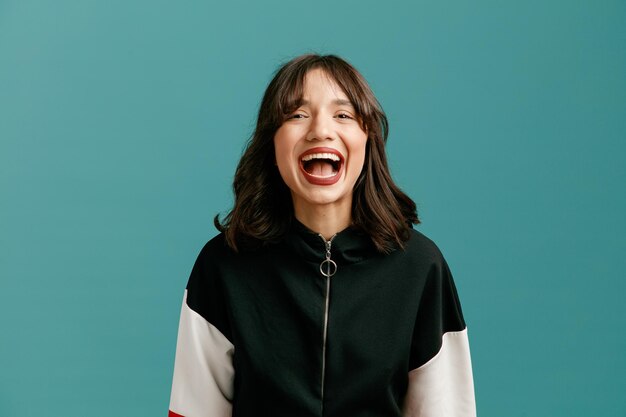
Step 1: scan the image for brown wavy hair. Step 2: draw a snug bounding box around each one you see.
[215,54,419,253]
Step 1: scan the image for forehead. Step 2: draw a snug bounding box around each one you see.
[301,68,350,102]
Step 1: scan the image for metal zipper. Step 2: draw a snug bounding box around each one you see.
[318,233,337,412]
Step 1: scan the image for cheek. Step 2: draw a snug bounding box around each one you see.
[274,128,297,157]
[350,133,368,166]
[273,134,296,186]
[273,133,287,164]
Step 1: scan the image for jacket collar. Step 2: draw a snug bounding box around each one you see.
[282,219,378,265]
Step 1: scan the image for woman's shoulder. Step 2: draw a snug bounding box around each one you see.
[185,233,241,291]
[402,227,447,264]
[194,232,271,267]
[197,232,229,257]
[195,231,263,268]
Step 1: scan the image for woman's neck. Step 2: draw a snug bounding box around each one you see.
[293,203,352,241]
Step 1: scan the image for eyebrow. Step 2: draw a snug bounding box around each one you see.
[299,99,354,107]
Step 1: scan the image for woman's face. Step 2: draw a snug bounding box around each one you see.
[274,68,368,220]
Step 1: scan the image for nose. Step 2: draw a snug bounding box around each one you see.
[306,114,334,142]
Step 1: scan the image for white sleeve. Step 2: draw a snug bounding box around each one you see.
[168,290,235,417]
[402,329,476,417]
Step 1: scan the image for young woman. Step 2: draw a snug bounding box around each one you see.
[168,54,476,417]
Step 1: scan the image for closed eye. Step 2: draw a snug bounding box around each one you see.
[286,113,308,120]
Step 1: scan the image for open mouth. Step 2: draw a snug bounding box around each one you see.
[298,147,344,185]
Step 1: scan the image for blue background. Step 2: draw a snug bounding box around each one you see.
[1,1,624,416]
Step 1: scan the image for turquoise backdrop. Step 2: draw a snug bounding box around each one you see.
[1,1,624,416]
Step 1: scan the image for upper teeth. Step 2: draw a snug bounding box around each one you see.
[301,152,341,162]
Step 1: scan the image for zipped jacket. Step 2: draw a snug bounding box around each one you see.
[169,221,476,416]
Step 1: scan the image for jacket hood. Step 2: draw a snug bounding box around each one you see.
[282,219,379,265]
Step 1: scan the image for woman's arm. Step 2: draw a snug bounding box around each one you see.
[169,290,234,417]
[402,254,476,417]
[402,329,475,416]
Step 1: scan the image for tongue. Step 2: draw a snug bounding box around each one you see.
[309,160,335,177]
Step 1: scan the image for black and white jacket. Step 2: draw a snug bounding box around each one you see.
[169,221,476,417]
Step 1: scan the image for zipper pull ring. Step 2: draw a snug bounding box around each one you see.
[320,239,337,278]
